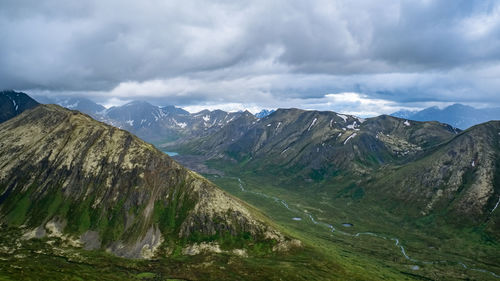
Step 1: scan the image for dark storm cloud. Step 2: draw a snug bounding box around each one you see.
[1,0,499,113]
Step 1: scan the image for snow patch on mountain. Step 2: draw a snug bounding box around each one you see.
[337,114,348,122]
[172,119,187,128]
[308,118,317,131]
[347,121,358,130]
[344,133,357,145]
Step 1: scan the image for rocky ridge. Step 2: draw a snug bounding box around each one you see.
[0,104,293,258]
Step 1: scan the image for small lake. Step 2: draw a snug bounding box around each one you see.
[163,151,178,156]
[342,223,353,227]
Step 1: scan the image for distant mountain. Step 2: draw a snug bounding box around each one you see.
[161,105,190,115]
[391,104,500,129]
[0,104,291,259]
[32,96,244,144]
[255,109,275,118]
[33,95,106,118]
[57,97,106,117]
[104,100,167,128]
[390,109,418,119]
[168,106,500,234]
[100,101,247,143]
[0,90,39,123]
[169,108,459,179]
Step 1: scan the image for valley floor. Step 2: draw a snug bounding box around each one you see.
[174,155,500,281]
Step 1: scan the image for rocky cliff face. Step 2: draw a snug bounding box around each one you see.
[0,105,290,258]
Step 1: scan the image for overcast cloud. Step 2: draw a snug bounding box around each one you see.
[1,0,499,115]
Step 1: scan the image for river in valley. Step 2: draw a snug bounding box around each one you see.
[229,177,500,279]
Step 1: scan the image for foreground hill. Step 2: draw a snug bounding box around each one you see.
[0,104,293,259]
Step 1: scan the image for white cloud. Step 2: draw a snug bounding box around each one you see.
[101,97,132,108]
[4,0,500,109]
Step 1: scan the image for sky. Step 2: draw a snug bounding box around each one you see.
[1,0,500,115]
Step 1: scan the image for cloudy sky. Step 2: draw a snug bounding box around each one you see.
[1,0,500,115]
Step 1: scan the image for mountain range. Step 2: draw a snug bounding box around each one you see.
[1,90,499,280]
[13,91,500,227]
[166,108,500,228]
[33,95,252,145]
[34,95,499,145]
[391,103,500,130]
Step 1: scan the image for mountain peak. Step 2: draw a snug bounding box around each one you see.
[0,90,39,123]
[161,105,190,115]
[447,103,473,109]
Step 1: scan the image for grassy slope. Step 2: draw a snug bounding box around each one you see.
[0,224,382,281]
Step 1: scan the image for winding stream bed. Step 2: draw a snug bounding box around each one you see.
[229,177,500,279]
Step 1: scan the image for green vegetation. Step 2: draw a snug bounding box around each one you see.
[1,104,498,280]
[202,161,500,281]
[6,194,30,226]
[0,225,383,281]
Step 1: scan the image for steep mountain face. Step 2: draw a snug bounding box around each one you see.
[171,111,258,157]
[391,103,500,130]
[0,90,39,123]
[172,108,458,179]
[368,121,500,228]
[0,105,291,259]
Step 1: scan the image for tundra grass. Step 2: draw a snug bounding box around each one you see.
[205,168,500,281]
[0,225,381,281]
